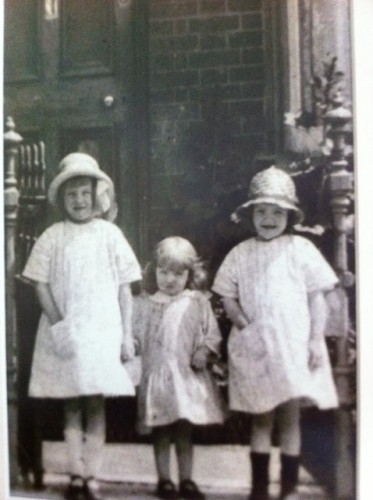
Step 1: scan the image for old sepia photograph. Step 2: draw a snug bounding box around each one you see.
[2,1,365,499]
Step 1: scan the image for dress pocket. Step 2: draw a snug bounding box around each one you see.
[49,320,75,360]
[228,323,268,380]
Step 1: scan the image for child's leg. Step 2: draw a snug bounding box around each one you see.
[277,400,301,498]
[249,411,274,500]
[153,425,173,481]
[153,425,179,498]
[251,411,274,453]
[174,420,193,482]
[83,395,105,496]
[277,399,300,455]
[64,398,84,479]
[174,420,205,499]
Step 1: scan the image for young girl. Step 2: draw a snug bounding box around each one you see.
[212,166,339,500]
[133,237,225,500]
[22,153,142,500]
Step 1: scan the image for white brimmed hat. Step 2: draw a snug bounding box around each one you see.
[48,153,116,220]
[233,165,303,223]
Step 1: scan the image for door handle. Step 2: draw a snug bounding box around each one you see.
[103,95,115,108]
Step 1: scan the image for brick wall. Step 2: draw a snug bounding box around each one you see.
[148,0,273,258]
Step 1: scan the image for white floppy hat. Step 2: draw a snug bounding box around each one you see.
[234,165,303,223]
[48,153,116,219]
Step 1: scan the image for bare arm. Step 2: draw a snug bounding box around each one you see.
[308,291,328,370]
[222,297,250,330]
[35,282,62,325]
[119,283,135,361]
[308,291,328,341]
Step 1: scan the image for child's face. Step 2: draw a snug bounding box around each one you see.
[63,177,94,223]
[156,265,189,296]
[253,203,288,240]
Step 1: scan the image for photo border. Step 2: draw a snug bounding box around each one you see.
[1,1,371,498]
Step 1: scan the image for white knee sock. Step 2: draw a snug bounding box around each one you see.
[83,433,105,479]
[64,428,84,477]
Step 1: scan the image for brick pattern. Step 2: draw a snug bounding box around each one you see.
[148,0,269,245]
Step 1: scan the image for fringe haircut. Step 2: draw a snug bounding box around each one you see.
[143,236,208,294]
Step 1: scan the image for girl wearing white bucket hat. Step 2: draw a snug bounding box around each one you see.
[48,152,116,221]
[213,166,339,500]
[23,153,142,500]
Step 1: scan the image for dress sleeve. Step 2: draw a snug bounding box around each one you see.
[298,237,339,293]
[212,247,239,298]
[113,226,142,284]
[22,227,54,283]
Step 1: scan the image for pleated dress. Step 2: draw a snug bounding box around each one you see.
[23,218,142,398]
[212,234,339,414]
[134,290,226,428]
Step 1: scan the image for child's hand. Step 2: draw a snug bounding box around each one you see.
[191,346,209,371]
[120,339,135,363]
[211,361,228,386]
[308,338,323,371]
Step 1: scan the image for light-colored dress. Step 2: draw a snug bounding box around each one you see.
[23,218,142,398]
[134,290,226,428]
[212,234,339,414]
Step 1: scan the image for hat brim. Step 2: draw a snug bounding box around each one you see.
[234,196,304,223]
[48,165,114,207]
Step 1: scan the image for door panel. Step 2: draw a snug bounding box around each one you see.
[4,0,40,82]
[60,0,115,77]
[4,0,141,248]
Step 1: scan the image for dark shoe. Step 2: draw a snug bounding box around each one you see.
[179,479,206,499]
[83,477,104,500]
[64,476,85,500]
[156,479,178,499]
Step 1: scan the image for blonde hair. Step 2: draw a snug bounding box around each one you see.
[143,236,208,293]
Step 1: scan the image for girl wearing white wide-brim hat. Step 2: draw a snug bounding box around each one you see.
[213,165,339,500]
[23,152,142,500]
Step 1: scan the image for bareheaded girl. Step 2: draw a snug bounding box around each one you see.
[212,166,339,500]
[133,237,225,499]
[23,153,142,500]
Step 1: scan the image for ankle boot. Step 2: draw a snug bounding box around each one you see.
[280,454,299,499]
[249,452,270,500]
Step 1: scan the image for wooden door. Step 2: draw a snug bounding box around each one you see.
[4,0,149,255]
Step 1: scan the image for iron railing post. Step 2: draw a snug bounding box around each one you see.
[4,116,23,487]
[324,92,355,499]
